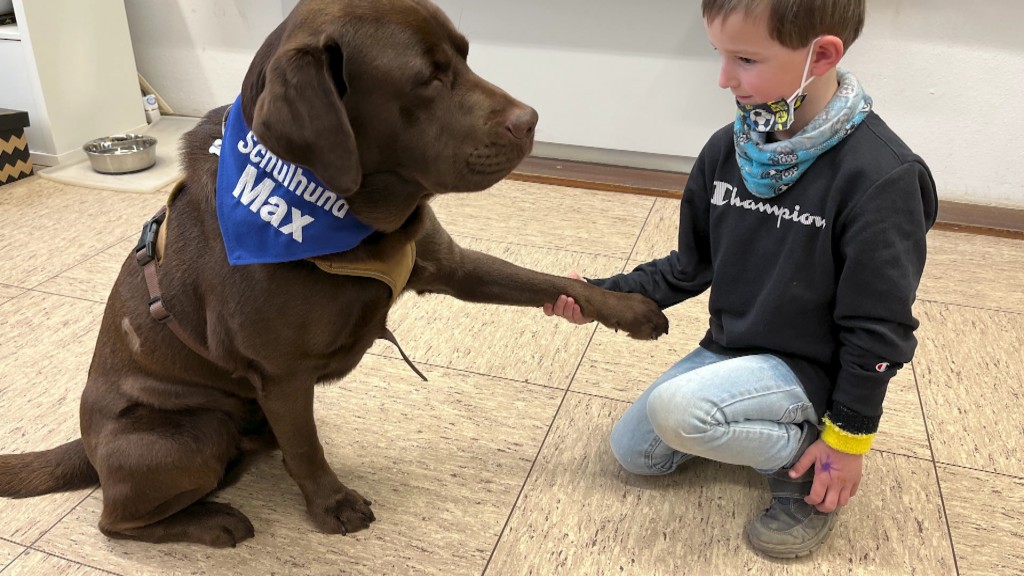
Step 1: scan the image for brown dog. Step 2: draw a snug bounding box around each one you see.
[0,0,668,548]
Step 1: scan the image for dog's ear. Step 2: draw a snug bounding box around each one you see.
[241,33,361,196]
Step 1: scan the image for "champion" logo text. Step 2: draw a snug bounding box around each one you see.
[711,181,827,230]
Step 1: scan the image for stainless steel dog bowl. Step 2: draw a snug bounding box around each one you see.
[83,134,158,174]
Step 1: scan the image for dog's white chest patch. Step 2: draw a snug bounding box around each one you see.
[121,317,141,354]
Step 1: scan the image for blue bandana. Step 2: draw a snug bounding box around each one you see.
[734,69,873,199]
[214,95,373,265]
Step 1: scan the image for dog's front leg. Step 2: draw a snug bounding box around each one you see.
[257,380,375,534]
[410,216,668,340]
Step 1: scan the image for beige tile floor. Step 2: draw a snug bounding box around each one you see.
[0,174,1021,575]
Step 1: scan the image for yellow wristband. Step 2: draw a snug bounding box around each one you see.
[821,416,875,455]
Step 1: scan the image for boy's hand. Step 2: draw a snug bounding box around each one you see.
[789,439,863,513]
[542,272,592,324]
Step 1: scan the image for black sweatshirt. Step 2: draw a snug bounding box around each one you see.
[590,112,937,436]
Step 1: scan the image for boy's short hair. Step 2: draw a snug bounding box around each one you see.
[701,0,865,50]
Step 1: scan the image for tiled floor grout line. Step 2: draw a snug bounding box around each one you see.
[917,297,1024,318]
[931,461,1024,482]
[450,208,655,262]
[360,350,574,394]
[0,488,123,576]
[567,384,1024,484]
[24,547,124,576]
[0,547,31,575]
[624,198,660,266]
[478,221,651,575]
[479,324,605,576]
[27,488,99,550]
[0,288,57,313]
[23,288,107,306]
[0,231,128,574]
[347,350,1024,485]
[24,235,135,294]
[0,535,27,570]
[912,362,962,575]
[3,282,109,307]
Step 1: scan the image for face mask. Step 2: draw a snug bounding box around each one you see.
[737,37,820,133]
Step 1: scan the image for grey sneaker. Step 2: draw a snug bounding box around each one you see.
[747,423,838,558]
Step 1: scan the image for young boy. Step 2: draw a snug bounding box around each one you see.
[543,0,937,558]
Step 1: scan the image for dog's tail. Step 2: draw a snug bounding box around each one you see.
[0,439,99,498]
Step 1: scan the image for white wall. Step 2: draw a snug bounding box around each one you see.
[2,0,145,165]
[123,0,1024,208]
[122,0,288,118]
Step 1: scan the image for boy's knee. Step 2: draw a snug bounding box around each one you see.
[647,386,719,453]
[609,419,664,476]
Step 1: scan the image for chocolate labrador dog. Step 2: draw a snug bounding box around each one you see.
[0,0,667,548]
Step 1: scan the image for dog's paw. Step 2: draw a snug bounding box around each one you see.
[309,487,376,535]
[189,501,257,548]
[604,292,670,340]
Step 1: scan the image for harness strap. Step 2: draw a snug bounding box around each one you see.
[134,206,220,365]
[381,329,427,381]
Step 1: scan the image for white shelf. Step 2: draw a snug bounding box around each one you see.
[0,22,19,41]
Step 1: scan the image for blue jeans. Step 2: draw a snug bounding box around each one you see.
[609,347,818,475]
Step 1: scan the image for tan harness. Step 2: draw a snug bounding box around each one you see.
[136,180,425,380]
[309,243,415,306]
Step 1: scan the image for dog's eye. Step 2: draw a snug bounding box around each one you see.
[419,71,449,90]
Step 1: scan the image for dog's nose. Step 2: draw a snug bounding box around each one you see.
[505,106,539,140]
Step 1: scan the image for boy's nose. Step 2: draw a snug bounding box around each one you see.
[718,62,736,90]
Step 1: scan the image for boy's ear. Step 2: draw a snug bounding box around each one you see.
[810,35,845,77]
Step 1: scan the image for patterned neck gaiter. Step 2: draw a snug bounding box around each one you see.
[733,69,873,199]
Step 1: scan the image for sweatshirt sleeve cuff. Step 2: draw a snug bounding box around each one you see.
[821,416,875,455]
[820,401,880,455]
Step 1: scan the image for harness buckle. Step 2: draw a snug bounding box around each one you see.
[134,210,166,266]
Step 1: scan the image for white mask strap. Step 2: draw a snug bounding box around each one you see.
[788,37,820,104]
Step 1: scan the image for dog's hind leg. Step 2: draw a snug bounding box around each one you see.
[100,499,255,548]
[91,408,256,548]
